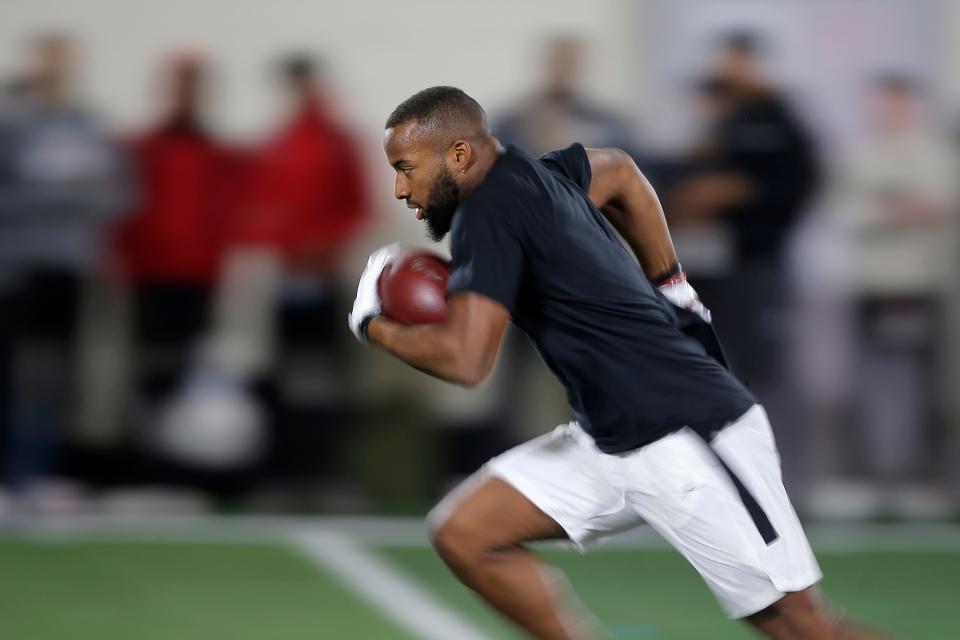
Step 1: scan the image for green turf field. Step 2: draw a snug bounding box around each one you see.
[0,535,956,639]
[379,546,960,639]
[0,541,411,640]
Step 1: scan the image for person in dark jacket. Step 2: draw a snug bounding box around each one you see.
[665,33,821,495]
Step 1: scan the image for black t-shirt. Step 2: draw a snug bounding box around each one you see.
[447,143,756,453]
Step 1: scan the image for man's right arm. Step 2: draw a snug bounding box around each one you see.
[585,147,678,282]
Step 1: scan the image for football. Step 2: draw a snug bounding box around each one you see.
[378,248,450,324]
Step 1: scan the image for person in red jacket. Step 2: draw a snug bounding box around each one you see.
[116,53,241,288]
[229,55,368,273]
[114,54,245,405]
[182,55,369,477]
[200,54,369,381]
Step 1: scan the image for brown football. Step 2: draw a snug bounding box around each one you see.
[378,249,450,325]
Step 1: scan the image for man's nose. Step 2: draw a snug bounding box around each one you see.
[394,175,411,200]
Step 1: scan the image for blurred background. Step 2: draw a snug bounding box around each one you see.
[1,1,959,638]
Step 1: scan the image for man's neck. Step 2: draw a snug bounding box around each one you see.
[461,138,505,196]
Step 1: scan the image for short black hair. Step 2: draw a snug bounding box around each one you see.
[385,86,487,133]
[694,75,733,98]
[720,30,763,56]
[280,54,320,84]
[31,31,71,52]
[873,72,920,95]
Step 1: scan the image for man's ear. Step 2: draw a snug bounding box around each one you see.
[449,139,472,171]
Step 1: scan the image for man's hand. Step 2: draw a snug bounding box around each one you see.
[656,266,729,368]
[348,243,401,343]
[656,268,711,324]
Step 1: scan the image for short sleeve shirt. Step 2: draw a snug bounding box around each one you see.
[447,143,755,453]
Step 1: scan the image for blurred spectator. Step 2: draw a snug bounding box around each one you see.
[202,53,369,381]
[829,74,960,516]
[495,35,637,156]
[664,32,820,492]
[186,54,368,482]
[228,54,368,276]
[112,54,243,411]
[115,54,240,290]
[668,32,819,269]
[0,33,128,495]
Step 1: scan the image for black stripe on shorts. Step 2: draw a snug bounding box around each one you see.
[699,434,780,545]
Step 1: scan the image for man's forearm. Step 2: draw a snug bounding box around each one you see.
[366,316,475,385]
[603,167,678,280]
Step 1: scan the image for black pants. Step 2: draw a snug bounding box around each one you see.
[691,261,806,492]
[132,284,212,402]
[694,263,788,395]
[0,269,81,489]
[852,295,940,480]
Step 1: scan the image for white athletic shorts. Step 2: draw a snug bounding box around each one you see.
[484,404,822,619]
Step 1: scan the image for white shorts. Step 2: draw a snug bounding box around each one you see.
[484,404,822,619]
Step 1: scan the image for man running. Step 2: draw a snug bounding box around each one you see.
[348,86,883,639]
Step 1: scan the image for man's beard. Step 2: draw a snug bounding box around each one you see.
[422,165,461,242]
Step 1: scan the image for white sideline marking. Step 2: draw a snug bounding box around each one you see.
[290,528,493,640]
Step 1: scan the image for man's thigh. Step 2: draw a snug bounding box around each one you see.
[429,473,568,547]
[430,423,634,549]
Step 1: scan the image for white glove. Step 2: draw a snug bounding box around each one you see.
[657,271,711,323]
[348,243,401,343]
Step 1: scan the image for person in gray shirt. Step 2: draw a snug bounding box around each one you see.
[0,33,129,496]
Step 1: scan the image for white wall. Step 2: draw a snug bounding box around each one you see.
[946,0,960,107]
[0,0,647,242]
[4,0,957,236]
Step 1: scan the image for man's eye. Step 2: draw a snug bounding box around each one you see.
[402,168,413,176]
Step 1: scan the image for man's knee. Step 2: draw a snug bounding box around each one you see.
[426,474,564,574]
[428,509,488,572]
[426,473,506,570]
[746,588,839,639]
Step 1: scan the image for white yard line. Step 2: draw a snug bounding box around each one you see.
[290,528,494,640]
[5,514,960,640]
